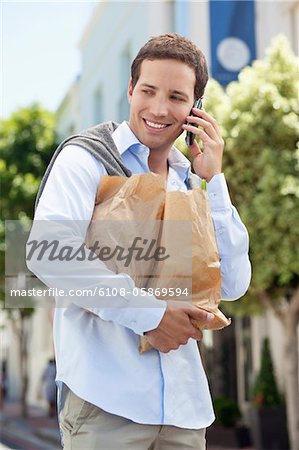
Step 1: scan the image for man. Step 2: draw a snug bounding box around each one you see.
[27,33,251,449]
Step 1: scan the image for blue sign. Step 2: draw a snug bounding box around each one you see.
[209,0,256,86]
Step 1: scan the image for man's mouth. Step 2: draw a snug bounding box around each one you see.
[143,119,170,130]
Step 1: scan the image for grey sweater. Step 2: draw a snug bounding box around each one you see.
[35,121,199,210]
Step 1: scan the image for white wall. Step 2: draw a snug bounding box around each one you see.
[189,1,211,71]
[27,305,54,407]
[2,305,54,406]
[78,2,153,129]
[56,77,81,139]
[147,1,174,36]
[255,1,298,58]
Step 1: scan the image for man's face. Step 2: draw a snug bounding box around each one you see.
[128,59,196,153]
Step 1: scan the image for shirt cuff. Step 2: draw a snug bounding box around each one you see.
[96,291,167,336]
[206,173,232,211]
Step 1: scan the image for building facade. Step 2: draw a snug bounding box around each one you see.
[58,0,298,136]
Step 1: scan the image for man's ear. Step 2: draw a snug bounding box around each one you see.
[127,78,133,104]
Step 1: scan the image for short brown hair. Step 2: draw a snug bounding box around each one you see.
[131,33,209,100]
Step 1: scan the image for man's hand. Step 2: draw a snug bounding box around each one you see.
[144,300,214,353]
[182,108,224,182]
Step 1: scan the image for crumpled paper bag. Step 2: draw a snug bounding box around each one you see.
[86,173,231,353]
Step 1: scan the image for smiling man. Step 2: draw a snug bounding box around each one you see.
[128,59,195,155]
[28,34,251,450]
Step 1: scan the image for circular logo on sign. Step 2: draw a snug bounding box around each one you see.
[217,37,250,72]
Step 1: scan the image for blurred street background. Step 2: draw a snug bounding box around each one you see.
[1,1,298,449]
[0,400,60,449]
[0,400,253,450]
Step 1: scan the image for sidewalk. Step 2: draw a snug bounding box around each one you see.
[0,401,60,450]
[0,401,253,450]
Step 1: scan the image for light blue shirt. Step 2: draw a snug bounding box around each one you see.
[28,121,251,429]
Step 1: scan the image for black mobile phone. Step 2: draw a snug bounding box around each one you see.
[185,98,203,146]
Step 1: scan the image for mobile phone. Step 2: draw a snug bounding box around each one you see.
[185,98,203,146]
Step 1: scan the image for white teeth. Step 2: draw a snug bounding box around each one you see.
[145,120,167,129]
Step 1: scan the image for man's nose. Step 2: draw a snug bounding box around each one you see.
[149,97,168,117]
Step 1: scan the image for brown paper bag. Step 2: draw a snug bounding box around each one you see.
[140,187,231,352]
[86,173,231,353]
[86,173,165,286]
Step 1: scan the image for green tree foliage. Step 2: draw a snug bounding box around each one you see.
[0,103,57,288]
[0,104,57,416]
[202,35,299,449]
[213,396,241,427]
[192,35,299,315]
[222,35,299,303]
[251,338,282,407]
[0,103,56,220]
[0,103,57,293]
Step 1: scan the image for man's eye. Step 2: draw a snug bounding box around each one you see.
[142,90,154,95]
[171,96,184,102]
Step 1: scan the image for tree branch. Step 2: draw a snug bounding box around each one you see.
[289,286,299,325]
[256,290,284,324]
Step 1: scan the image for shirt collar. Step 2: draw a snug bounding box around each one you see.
[112,121,141,155]
[112,121,191,182]
[167,146,191,182]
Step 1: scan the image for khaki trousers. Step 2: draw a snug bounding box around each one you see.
[59,386,206,450]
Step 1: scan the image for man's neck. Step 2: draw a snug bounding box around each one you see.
[148,147,171,179]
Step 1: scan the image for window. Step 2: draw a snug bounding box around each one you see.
[118,44,131,122]
[93,86,103,125]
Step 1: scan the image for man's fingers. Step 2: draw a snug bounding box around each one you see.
[192,108,221,134]
[186,116,218,141]
[188,306,214,322]
[191,327,203,341]
[146,302,212,352]
[145,331,181,353]
[188,142,203,160]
